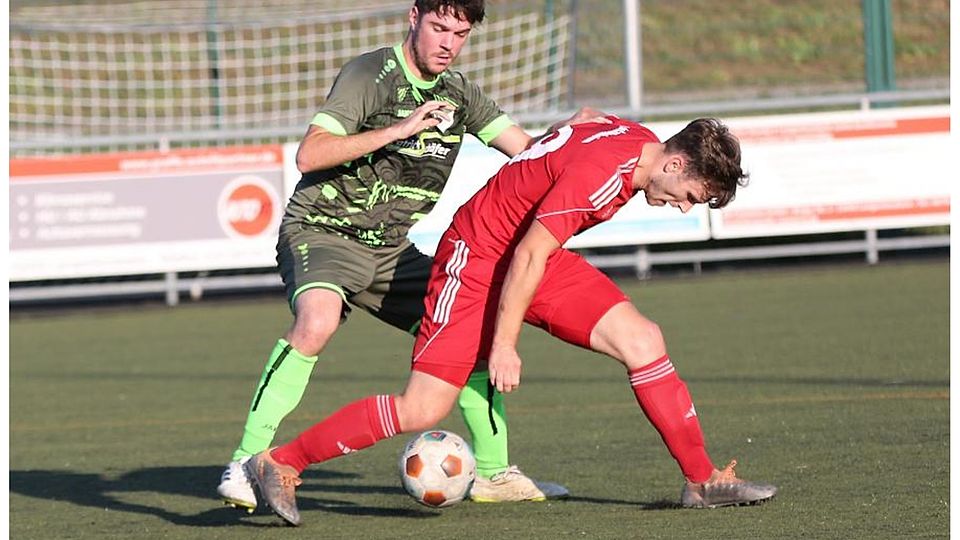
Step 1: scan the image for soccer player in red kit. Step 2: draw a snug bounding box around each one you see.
[245,116,778,526]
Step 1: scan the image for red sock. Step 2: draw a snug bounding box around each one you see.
[628,355,714,483]
[271,395,400,474]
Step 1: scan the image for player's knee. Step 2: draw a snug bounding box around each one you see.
[634,318,665,352]
[286,309,338,355]
[640,319,665,347]
[395,396,452,433]
[620,319,666,367]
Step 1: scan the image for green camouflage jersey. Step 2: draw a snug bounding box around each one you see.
[283,44,515,248]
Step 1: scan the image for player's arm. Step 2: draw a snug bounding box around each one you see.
[488,106,611,158]
[296,101,452,173]
[487,125,534,158]
[488,221,561,393]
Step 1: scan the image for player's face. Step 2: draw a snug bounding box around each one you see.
[408,7,473,77]
[644,173,710,214]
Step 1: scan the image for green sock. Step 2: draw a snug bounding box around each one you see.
[232,338,318,461]
[458,371,509,479]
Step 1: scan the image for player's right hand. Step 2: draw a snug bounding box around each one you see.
[489,344,523,394]
[391,101,453,141]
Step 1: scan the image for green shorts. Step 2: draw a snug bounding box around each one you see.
[276,226,433,335]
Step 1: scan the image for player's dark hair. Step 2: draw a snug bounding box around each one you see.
[664,118,749,209]
[414,0,485,25]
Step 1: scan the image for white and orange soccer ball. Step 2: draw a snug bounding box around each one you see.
[399,430,476,507]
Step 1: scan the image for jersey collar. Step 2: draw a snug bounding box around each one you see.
[393,43,441,90]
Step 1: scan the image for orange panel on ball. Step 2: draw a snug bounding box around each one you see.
[405,454,424,477]
[441,455,462,477]
[422,491,447,507]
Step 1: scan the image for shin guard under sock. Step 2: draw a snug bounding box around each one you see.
[272,394,400,473]
[628,355,714,483]
[458,371,509,478]
[232,339,318,461]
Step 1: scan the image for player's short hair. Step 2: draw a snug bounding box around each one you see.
[414,0,485,25]
[664,117,749,209]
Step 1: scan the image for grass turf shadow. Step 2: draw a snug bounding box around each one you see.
[564,495,678,510]
[9,466,436,527]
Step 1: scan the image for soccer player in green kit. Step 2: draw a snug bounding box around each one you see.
[218,0,596,510]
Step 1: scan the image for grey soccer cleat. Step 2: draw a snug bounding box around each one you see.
[681,460,777,508]
[217,457,257,513]
[243,449,303,526]
[469,465,570,503]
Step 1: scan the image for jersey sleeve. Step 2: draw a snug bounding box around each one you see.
[459,76,515,145]
[310,55,380,135]
[533,160,625,246]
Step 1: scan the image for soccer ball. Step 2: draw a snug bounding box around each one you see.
[399,430,476,507]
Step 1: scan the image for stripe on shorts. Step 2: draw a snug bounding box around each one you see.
[412,239,469,365]
[433,240,470,324]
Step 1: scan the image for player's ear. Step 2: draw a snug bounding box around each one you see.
[664,155,684,175]
[409,6,420,29]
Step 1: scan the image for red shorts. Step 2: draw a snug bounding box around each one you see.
[411,230,629,387]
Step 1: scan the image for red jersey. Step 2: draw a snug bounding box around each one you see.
[450,117,659,259]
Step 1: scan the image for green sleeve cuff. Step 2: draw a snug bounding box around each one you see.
[476,114,516,146]
[311,112,348,136]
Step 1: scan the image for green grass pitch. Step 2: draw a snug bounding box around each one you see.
[9,260,949,539]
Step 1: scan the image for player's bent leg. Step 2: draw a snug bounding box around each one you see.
[219,338,320,511]
[589,301,776,507]
[252,392,402,526]
[458,372,569,502]
[458,372,509,478]
[284,287,344,356]
[588,301,666,371]
[590,302,714,482]
[248,371,457,525]
[395,370,462,432]
[218,288,341,512]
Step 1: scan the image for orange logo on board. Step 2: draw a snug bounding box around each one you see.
[218,175,280,238]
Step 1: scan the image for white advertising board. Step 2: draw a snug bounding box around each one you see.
[710,106,951,238]
[9,146,285,281]
[13,106,947,282]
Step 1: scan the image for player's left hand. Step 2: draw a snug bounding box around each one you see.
[489,344,523,393]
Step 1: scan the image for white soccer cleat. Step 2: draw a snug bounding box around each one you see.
[217,457,257,513]
[469,465,570,503]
